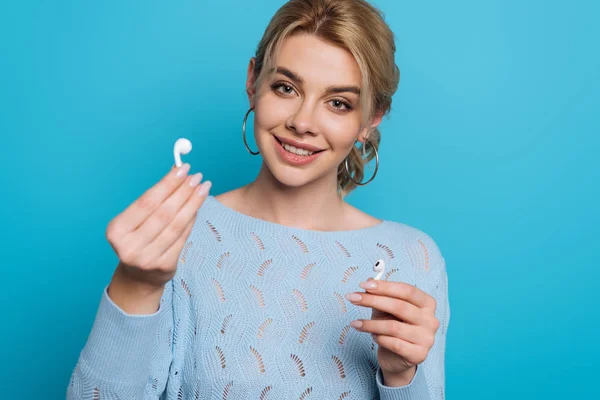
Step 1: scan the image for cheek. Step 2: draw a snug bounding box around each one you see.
[254,94,295,130]
[321,116,362,151]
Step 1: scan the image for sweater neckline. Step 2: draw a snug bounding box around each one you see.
[204,195,389,237]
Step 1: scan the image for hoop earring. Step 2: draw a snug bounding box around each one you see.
[242,108,259,155]
[343,137,379,186]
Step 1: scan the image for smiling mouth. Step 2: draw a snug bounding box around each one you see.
[274,137,326,156]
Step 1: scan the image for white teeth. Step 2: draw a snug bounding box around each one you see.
[282,142,314,156]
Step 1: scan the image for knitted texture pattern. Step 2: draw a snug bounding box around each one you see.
[68,195,450,399]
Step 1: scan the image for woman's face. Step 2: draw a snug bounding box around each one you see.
[246,33,382,189]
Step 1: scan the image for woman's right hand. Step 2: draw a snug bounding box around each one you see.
[104,163,211,312]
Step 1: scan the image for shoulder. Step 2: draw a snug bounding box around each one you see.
[342,202,384,230]
[379,219,447,280]
[344,203,446,277]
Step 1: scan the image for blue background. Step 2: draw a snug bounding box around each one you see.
[1,0,598,398]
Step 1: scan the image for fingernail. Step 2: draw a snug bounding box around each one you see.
[345,293,362,302]
[360,281,377,289]
[350,320,363,329]
[189,173,202,187]
[176,163,190,178]
[197,181,212,196]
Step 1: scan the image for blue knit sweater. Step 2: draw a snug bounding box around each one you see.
[67,195,449,399]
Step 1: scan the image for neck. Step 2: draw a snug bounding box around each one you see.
[240,162,346,231]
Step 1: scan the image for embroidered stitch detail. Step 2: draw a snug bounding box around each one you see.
[258,318,273,339]
[216,252,230,269]
[341,266,358,283]
[384,268,398,281]
[291,354,306,377]
[250,346,266,373]
[299,322,315,344]
[292,235,309,253]
[258,259,273,277]
[181,279,191,297]
[333,292,348,313]
[299,387,312,399]
[213,278,226,302]
[221,314,232,335]
[300,262,316,280]
[259,386,272,400]
[335,241,351,257]
[338,325,351,345]
[222,381,233,400]
[180,241,192,263]
[216,346,226,369]
[206,220,222,241]
[376,242,395,258]
[251,232,265,250]
[251,285,265,307]
[332,355,346,378]
[293,289,308,312]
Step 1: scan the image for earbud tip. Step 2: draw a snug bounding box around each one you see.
[174,138,192,154]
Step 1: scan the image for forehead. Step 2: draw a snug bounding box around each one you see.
[275,33,362,89]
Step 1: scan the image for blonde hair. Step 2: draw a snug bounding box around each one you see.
[251,0,400,197]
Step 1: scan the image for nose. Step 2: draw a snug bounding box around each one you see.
[285,100,318,136]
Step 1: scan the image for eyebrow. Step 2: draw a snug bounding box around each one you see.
[276,67,303,85]
[275,66,361,96]
[325,85,361,95]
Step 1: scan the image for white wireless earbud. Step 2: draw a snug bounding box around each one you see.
[373,259,386,280]
[174,138,192,167]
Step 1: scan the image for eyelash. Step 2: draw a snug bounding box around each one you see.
[270,82,353,113]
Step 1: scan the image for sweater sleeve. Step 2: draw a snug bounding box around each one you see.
[375,257,450,400]
[66,280,175,399]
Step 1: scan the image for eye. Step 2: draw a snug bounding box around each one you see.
[329,98,352,112]
[272,82,297,96]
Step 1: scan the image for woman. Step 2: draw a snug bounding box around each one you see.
[68,0,449,398]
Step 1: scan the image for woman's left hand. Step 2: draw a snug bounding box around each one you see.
[346,277,440,383]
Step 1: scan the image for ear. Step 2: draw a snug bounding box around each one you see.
[358,110,385,142]
[246,58,257,109]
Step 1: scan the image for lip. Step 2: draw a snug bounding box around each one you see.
[274,135,325,152]
[273,135,325,166]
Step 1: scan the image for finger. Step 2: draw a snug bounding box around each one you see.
[156,214,196,267]
[142,179,211,260]
[373,335,428,366]
[351,319,431,346]
[117,163,191,233]
[132,172,203,248]
[346,292,424,325]
[361,279,436,310]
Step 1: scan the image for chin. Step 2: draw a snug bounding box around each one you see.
[266,161,319,188]
[262,153,326,189]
